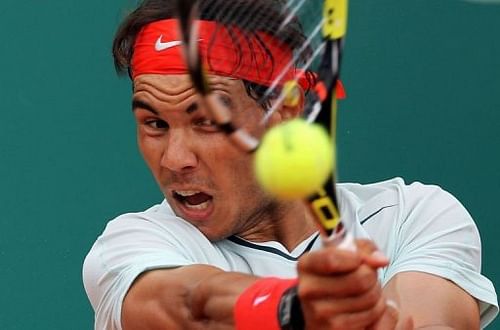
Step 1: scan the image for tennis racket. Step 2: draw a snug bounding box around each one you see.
[175,0,354,249]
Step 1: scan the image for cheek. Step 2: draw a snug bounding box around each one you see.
[137,133,164,171]
[218,151,259,194]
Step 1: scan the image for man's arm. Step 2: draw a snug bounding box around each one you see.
[121,241,397,330]
[377,182,491,329]
[122,265,257,329]
[383,271,480,330]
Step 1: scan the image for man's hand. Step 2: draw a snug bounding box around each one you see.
[297,239,397,330]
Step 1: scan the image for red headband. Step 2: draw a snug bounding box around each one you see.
[131,19,345,98]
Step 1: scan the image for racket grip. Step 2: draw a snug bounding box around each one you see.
[322,227,356,251]
[336,230,356,251]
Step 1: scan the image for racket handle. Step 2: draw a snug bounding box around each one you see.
[322,227,356,251]
[336,230,356,251]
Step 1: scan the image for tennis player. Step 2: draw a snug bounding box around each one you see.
[83,0,498,329]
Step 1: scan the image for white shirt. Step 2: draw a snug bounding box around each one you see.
[83,177,498,329]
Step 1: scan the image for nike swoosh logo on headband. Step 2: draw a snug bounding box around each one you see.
[155,35,183,51]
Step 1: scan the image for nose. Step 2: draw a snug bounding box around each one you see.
[160,129,198,172]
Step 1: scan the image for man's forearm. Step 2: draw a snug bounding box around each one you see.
[122,265,258,329]
[189,269,260,326]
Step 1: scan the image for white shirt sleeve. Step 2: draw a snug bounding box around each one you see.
[82,203,228,330]
[379,181,498,328]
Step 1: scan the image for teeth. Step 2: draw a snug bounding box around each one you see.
[175,190,200,197]
[184,200,210,210]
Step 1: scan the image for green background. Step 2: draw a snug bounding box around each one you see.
[0,0,499,329]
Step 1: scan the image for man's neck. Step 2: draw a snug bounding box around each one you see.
[236,200,318,252]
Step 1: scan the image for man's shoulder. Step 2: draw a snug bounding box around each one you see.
[338,177,448,209]
[337,177,459,234]
[340,177,476,252]
[339,176,442,194]
[101,200,200,238]
[113,199,172,220]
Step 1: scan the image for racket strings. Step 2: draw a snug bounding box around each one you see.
[179,0,337,135]
[182,0,342,159]
[188,0,327,128]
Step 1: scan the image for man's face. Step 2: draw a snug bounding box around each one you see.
[133,74,285,240]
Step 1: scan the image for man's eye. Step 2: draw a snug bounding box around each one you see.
[217,94,233,108]
[145,119,168,129]
[199,119,215,126]
[196,118,219,131]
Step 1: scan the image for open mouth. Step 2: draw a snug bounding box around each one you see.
[173,190,213,210]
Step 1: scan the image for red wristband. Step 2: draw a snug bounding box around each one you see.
[234,277,298,330]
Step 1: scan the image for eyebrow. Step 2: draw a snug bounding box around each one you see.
[132,99,157,114]
[132,99,199,115]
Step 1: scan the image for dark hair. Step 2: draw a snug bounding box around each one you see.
[112,0,311,109]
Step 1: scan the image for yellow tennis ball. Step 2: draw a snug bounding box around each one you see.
[254,118,334,199]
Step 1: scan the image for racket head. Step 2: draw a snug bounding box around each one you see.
[173,0,333,107]
[174,0,350,239]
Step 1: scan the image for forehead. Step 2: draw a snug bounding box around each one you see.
[132,74,254,113]
[133,74,243,93]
